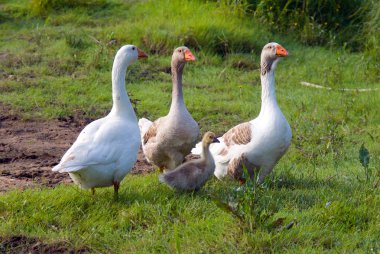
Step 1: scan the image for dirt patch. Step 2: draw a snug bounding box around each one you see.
[0,103,154,192]
[0,235,89,254]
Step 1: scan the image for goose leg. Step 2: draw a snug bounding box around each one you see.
[113,181,120,199]
[91,188,96,195]
[166,161,176,171]
[257,165,274,185]
[167,152,183,170]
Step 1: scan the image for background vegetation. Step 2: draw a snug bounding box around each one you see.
[0,0,379,252]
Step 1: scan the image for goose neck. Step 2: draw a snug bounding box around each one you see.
[170,62,185,110]
[110,56,136,119]
[259,70,278,115]
[201,143,210,159]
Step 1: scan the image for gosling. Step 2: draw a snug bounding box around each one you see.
[159,132,219,191]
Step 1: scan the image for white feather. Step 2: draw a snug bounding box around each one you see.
[138,117,153,140]
[52,45,144,190]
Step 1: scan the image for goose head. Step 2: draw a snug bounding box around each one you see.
[172,46,196,70]
[202,131,220,146]
[260,42,288,75]
[115,44,148,66]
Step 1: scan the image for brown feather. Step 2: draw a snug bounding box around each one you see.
[228,153,256,181]
[143,121,158,145]
[218,148,228,156]
[222,122,252,147]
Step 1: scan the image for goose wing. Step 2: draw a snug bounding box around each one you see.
[53,118,137,172]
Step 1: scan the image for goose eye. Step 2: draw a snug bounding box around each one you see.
[268,46,272,49]
[178,49,182,53]
[132,47,136,50]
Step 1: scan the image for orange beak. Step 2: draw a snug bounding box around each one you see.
[275,44,288,57]
[137,48,148,59]
[184,49,196,62]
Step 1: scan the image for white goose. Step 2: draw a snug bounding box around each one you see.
[139,46,199,171]
[192,42,291,184]
[52,44,148,196]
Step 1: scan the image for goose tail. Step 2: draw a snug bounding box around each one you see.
[159,171,177,187]
[192,137,225,156]
[52,164,62,172]
[138,118,153,138]
[190,141,203,155]
[52,162,84,173]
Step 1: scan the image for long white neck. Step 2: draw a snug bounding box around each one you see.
[169,62,186,114]
[110,55,136,120]
[259,69,279,117]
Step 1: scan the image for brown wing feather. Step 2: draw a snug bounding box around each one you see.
[222,122,252,147]
[143,122,158,145]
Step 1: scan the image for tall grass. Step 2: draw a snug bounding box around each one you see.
[218,0,379,78]
[363,0,380,80]
[243,0,368,48]
[114,0,271,56]
[29,0,108,16]
[27,0,272,56]
[21,0,380,67]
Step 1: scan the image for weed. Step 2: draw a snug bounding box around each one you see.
[359,144,371,182]
[212,167,269,232]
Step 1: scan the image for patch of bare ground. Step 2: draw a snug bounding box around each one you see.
[0,235,89,254]
[0,103,154,192]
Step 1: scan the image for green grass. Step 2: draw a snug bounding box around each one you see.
[1,173,379,252]
[0,174,244,252]
[0,0,379,252]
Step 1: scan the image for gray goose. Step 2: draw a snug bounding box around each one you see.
[139,46,200,171]
[159,132,219,191]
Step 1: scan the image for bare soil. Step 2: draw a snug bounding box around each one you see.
[0,103,154,193]
[0,235,89,254]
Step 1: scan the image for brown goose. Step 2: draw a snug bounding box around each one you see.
[159,132,219,191]
[139,46,200,171]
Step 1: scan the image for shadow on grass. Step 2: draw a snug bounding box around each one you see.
[205,171,365,230]
[268,172,359,194]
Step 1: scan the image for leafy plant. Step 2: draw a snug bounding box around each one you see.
[211,167,273,231]
[359,144,371,182]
